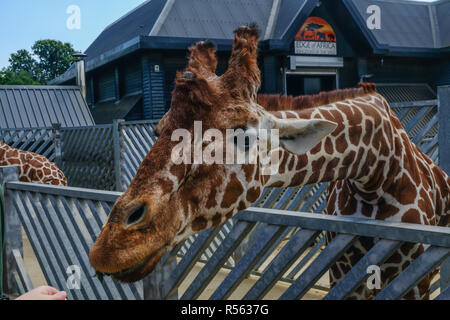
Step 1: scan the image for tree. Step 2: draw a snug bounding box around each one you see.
[0,68,41,85]
[32,40,77,83]
[3,40,77,85]
[9,49,36,77]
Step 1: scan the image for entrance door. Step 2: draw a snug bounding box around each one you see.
[286,74,336,96]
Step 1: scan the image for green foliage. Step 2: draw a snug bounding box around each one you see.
[2,40,77,85]
[0,68,42,85]
[31,40,77,83]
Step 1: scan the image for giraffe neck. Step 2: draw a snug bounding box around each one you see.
[264,94,406,201]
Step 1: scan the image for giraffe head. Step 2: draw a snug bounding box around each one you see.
[89,25,337,282]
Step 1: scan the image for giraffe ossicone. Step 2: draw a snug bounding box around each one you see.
[89,25,449,301]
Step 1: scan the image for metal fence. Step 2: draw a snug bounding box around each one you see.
[1,166,449,300]
[1,87,449,299]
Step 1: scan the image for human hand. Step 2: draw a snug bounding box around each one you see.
[15,286,67,300]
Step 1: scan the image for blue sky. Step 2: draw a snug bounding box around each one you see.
[0,0,148,69]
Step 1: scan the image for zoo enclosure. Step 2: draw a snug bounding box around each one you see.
[1,85,450,299]
[1,166,450,300]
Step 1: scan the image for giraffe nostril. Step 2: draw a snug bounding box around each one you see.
[126,205,146,226]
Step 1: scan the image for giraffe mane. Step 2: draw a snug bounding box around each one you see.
[257,82,377,111]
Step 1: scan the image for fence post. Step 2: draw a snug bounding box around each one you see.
[143,253,178,300]
[52,123,62,168]
[0,166,21,297]
[113,119,125,192]
[438,85,450,293]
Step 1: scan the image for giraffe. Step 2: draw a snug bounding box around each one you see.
[89,25,450,299]
[0,142,67,186]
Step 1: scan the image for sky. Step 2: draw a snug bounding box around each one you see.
[0,0,148,69]
[0,0,440,70]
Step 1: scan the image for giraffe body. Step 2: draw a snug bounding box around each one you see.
[90,25,450,300]
[258,91,450,299]
[0,142,67,186]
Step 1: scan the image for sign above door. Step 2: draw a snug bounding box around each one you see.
[295,17,337,56]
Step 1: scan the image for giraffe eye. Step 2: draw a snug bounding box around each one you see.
[127,205,146,226]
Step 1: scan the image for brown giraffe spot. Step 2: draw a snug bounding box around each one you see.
[375,202,399,220]
[324,137,334,155]
[335,133,348,154]
[220,173,244,208]
[349,125,362,146]
[363,119,373,146]
[246,187,260,203]
[401,209,420,223]
[278,154,289,174]
[361,201,372,217]
[306,156,326,184]
[43,167,51,175]
[287,156,295,171]
[243,164,254,182]
[268,181,284,187]
[397,175,417,205]
[205,188,217,209]
[292,170,307,185]
[309,142,322,155]
[238,201,246,211]
[323,157,340,181]
[418,189,433,219]
[212,213,222,227]
[339,151,356,178]
[192,216,208,231]
[8,158,20,165]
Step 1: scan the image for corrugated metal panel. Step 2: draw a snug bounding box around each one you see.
[157,0,273,39]
[0,86,95,129]
[97,70,116,102]
[436,1,450,48]
[376,83,436,103]
[150,68,166,119]
[123,63,142,96]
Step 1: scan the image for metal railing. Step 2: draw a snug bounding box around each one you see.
[1,168,449,300]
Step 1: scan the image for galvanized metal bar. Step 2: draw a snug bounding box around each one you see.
[5,181,121,203]
[390,100,437,108]
[181,221,255,300]
[166,227,222,298]
[438,85,450,175]
[236,208,450,248]
[435,284,450,300]
[280,234,358,300]
[210,224,286,300]
[1,166,22,296]
[12,249,34,293]
[244,228,320,300]
[113,119,125,191]
[374,246,450,300]
[324,239,402,300]
[287,236,326,280]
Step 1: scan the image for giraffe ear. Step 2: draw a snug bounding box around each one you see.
[272,118,337,155]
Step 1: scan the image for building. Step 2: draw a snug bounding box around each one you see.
[50,0,450,124]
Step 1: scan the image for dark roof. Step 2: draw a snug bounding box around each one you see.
[85,0,166,59]
[51,0,450,85]
[51,0,317,84]
[343,0,450,55]
[0,86,95,129]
